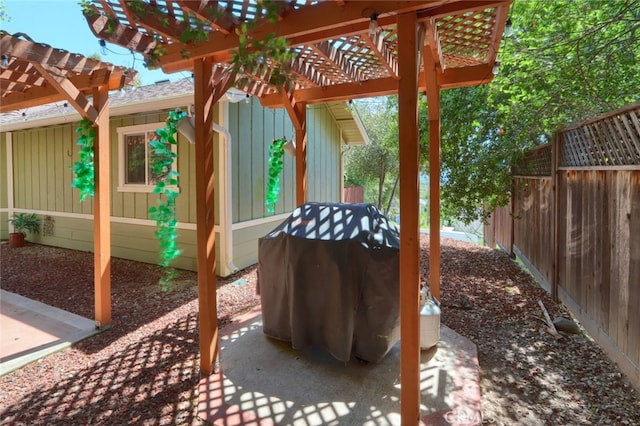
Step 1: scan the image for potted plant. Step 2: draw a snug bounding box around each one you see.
[8,213,41,248]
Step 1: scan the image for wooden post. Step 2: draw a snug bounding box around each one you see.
[551,132,559,301]
[194,57,219,374]
[281,90,308,206]
[510,178,515,257]
[93,84,111,327]
[397,12,421,424]
[294,118,308,206]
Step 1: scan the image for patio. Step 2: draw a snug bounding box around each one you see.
[0,289,100,376]
[0,288,480,425]
[198,306,479,425]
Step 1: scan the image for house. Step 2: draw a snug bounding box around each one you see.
[0,78,369,276]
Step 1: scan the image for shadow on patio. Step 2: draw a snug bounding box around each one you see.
[198,306,480,426]
[0,308,202,425]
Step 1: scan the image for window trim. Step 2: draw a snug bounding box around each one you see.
[116,122,179,193]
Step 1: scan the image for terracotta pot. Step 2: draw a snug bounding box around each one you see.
[9,232,25,248]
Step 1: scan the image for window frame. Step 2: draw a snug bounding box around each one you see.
[116,122,179,193]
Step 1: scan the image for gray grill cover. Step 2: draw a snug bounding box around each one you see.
[258,202,400,362]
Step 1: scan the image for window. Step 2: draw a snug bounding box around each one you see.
[117,123,178,192]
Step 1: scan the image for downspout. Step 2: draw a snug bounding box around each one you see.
[214,103,238,276]
[6,132,14,231]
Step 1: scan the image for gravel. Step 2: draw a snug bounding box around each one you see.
[1,237,639,425]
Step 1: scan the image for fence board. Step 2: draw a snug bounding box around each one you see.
[513,177,553,288]
[493,202,512,254]
[629,172,640,367]
[615,172,631,355]
[483,211,495,248]
[343,186,364,203]
[492,102,640,390]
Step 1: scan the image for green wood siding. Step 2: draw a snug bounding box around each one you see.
[2,98,343,275]
[0,133,6,239]
[306,104,341,202]
[232,217,288,270]
[228,101,341,223]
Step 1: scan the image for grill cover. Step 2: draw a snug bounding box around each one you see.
[258,202,400,362]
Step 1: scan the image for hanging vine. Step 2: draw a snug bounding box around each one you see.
[148,109,187,291]
[265,138,287,214]
[71,118,95,202]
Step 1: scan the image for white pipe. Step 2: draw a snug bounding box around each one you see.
[213,104,238,276]
[6,132,14,232]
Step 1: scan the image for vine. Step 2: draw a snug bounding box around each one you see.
[148,109,187,291]
[232,1,294,87]
[265,138,287,214]
[71,118,95,202]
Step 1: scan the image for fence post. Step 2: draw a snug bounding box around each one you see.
[509,179,515,257]
[551,132,559,302]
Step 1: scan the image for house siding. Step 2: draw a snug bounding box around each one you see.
[3,97,344,276]
[227,102,343,271]
[0,133,8,238]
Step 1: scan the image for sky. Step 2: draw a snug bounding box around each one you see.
[1,0,189,86]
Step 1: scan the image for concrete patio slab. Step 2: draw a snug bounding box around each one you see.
[0,290,99,376]
[198,306,481,425]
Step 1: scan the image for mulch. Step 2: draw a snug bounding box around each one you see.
[0,237,638,425]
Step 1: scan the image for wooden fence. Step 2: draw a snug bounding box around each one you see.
[343,186,364,203]
[484,102,640,390]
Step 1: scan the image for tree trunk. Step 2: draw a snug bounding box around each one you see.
[385,174,399,216]
[377,168,386,210]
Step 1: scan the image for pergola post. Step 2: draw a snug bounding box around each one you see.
[294,116,308,206]
[92,84,112,327]
[397,12,421,424]
[30,61,114,327]
[281,90,308,206]
[194,57,219,374]
[423,44,442,302]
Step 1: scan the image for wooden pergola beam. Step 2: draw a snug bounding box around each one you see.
[84,7,158,56]
[0,63,44,87]
[419,0,510,19]
[258,62,495,108]
[157,1,442,72]
[364,32,399,78]
[311,40,363,83]
[116,0,194,43]
[176,0,237,35]
[1,32,105,74]
[261,76,404,107]
[287,55,325,88]
[0,79,31,92]
[0,68,114,113]
[424,17,444,72]
[30,63,100,122]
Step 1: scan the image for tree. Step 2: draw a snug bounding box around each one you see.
[344,99,399,215]
[0,0,10,22]
[420,0,640,224]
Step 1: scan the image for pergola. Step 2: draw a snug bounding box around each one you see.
[79,0,511,422]
[0,30,133,328]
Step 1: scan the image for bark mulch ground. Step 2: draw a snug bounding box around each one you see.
[1,237,638,425]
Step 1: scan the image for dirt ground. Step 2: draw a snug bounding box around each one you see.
[1,237,639,425]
